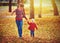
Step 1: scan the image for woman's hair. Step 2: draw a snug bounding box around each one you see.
[17,3,24,8]
[19,3,24,7]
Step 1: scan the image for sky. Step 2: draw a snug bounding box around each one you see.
[25,0,60,7]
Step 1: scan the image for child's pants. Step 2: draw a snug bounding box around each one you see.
[30,30,34,37]
[16,20,23,37]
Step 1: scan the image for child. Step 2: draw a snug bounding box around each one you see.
[27,19,38,37]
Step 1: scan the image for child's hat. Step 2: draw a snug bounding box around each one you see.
[31,18,34,22]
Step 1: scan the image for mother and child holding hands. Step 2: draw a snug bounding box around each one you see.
[11,3,38,38]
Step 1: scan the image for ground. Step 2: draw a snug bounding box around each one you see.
[0,15,60,43]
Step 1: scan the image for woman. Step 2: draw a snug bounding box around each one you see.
[11,3,27,37]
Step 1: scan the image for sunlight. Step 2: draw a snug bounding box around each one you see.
[24,0,52,7]
[24,3,51,7]
[42,3,51,7]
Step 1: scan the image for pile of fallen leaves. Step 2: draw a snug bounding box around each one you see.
[0,12,60,43]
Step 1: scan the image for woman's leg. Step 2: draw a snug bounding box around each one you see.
[19,20,23,37]
[16,20,20,37]
[16,20,23,37]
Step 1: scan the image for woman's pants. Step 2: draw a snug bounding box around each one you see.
[16,20,23,37]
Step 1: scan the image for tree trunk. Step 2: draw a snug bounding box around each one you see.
[51,0,59,16]
[9,0,12,12]
[30,0,34,19]
[39,0,42,18]
[17,0,20,4]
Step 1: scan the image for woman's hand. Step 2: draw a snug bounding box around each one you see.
[11,12,14,16]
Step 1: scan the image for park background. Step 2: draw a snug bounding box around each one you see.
[0,0,60,43]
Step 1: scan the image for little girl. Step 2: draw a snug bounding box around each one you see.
[27,19,38,37]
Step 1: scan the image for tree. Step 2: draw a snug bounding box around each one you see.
[39,0,42,18]
[9,0,12,12]
[17,0,20,4]
[30,0,34,19]
[51,0,59,16]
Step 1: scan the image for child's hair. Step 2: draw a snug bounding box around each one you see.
[31,18,35,22]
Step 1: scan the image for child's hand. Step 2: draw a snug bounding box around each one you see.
[26,20,30,24]
[27,20,29,22]
[26,19,29,22]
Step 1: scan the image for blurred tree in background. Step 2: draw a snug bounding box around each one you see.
[39,0,42,18]
[9,0,12,12]
[51,0,59,16]
[30,0,34,19]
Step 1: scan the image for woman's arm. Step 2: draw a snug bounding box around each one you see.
[11,9,16,15]
[26,19,30,25]
[23,8,28,20]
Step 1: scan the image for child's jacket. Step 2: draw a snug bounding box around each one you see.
[28,22,38,31]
